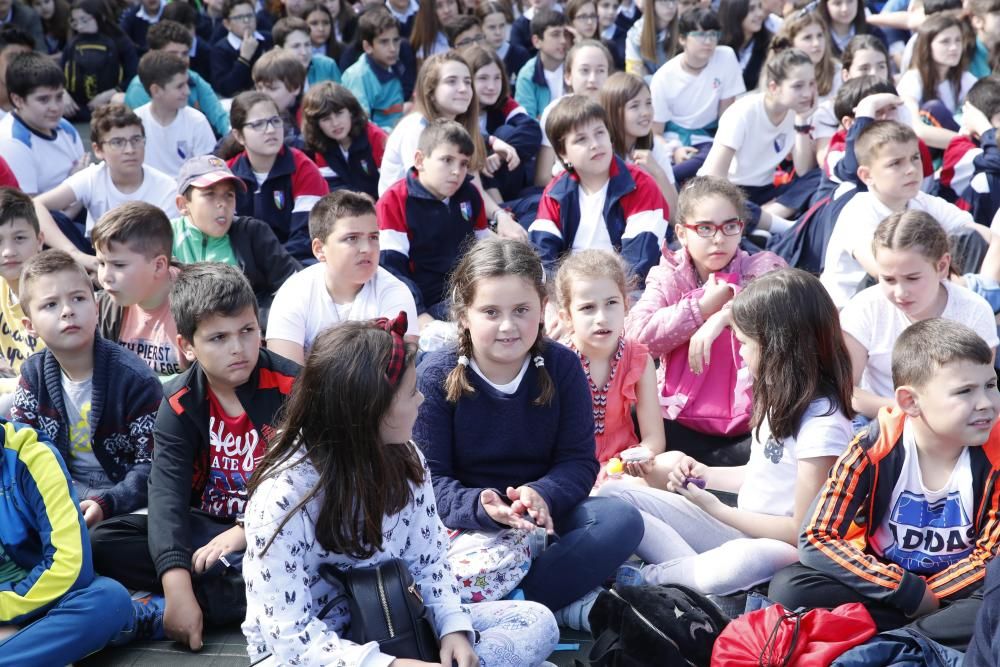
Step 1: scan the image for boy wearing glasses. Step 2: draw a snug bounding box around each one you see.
[33,104,178,247]
[135,51,216,175]
[210,0,272,97]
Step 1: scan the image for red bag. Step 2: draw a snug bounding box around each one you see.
[710,602,877,667]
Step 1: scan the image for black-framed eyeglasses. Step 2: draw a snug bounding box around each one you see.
[243,116,283,132]
[682,218,745,238]
[103,135,146,150]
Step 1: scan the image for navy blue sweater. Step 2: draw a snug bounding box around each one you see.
[209,31,273,97]
[413,343,599,532]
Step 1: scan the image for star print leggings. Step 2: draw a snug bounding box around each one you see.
[598,482,799,597]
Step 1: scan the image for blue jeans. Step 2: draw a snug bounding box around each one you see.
[0,575,131,664]
[519,496,643,610]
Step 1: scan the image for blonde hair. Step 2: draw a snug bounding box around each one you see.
[446,238,554,405]
[772,12,836,97]
[555,249,632,312]
[413,51,485,171]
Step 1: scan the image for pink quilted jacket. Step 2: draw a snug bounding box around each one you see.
[626,246,786,360]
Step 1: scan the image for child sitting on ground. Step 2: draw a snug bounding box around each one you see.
[243,316,560,666]
[10,249,162,528]
[92,202,184,378]
[209,0,272,97]
[134,51,216,176]
[377,119,490,327]
[341,6,405,130]
[0,420,135,662]
[604,268,854,595]
[555,249,663,484]
[514,9,569,119]
[270,15,341,89]
[90,263,299,652]
[626,176,785,466]
[171,155,300,323]
[267,190,417,364]
[768,318,1000,650]
[0,188,44,383]
[251,48,307,147]
[843,211,998,422]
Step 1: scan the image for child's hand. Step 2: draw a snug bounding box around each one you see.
[191,525,247,574]
[239,28,258,60]
[688,310,729,374]
[490,137,521,171]
[963,101,993,139]
[495,210,528,242]
[507,485,554,534]
[665,455,706,492]
[483,152,504,176]
[79,499,104,528]
[480,489,538,531]
[673,146,698,164]
[164,590,204,651]
[631,148,666,181]
[698,273,734,318]
[544,300,566,340]
[673,477,722,513]
[854,93,902,121]
[439,631,479,667]
[625,460,654,478]
[62,90,79,118]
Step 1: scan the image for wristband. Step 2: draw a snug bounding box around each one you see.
[794,123,814,135]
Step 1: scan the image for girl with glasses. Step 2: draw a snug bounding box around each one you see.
[649,7,746,185]
[228,91,330,263]
[624,175,785,466]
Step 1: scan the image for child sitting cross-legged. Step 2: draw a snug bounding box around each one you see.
[90,263,300,652]
[171,155,301,324]
[92,202,185,378]
[10,249,162,530]
[267,190,417,365]
[243,315,559,666]
[769,318,1000,650]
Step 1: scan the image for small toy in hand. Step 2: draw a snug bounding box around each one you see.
[683,476,706,489]
[607,457,624,479]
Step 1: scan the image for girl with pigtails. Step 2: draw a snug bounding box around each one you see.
[413,237,644,633]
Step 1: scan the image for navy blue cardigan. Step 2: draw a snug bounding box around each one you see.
[10,335,163,517]
[413,342,598,531]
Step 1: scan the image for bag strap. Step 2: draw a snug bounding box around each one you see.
[316,563,350,621]
[758,609,804,667]
[575,628,625,667]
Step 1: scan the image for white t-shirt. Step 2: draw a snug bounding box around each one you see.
[65,162,180,233]
[377,112,427,196]
[650,46,746,144]
[700,92,796,187]
[542,64,565,102]
[738,398,852,517]
[840,281,999,399]
[870,420,976,575]
[896,69,977,115]
[571,181,612,252]
[0,114,84,195]
[821,191,977,308]
[265,264,418,354]
[135,103,216,175]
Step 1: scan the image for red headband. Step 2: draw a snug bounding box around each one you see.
[373,311,409,387]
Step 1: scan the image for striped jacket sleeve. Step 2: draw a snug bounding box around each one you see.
[941,130,1000,228]
[376,185,425,313]
[528,186,566,274]
[924,468,1000,600]
[0,423,91,625]
[619,170,669,286]
[799,438,929,615]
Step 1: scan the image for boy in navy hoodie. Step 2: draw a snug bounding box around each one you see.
[90,263,298,652]
[376,119,490,329]
[209,0,272,97]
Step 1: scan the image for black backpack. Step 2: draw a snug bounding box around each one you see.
[580,584,730,667]
[63,33,123,106]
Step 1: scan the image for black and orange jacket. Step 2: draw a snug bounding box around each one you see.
[800,407,1000,616]
[147,349,299,579]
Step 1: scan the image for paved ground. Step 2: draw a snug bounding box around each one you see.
[80,627,594,666]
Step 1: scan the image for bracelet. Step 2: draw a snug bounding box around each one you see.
[794,123,814,135]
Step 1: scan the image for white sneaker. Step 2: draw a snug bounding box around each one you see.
[553,587,603,632]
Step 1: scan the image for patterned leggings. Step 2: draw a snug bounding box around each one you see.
[469,600,559,667]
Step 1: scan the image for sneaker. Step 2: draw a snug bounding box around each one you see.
[615,563,645,587]
[111,592,166,645]
[553,587,603,633]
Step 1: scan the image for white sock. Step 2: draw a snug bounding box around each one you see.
[553,587,603,632]
[767,214,795,234]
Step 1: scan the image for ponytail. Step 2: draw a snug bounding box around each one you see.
[445,328,476,402]
[529,325,555,407]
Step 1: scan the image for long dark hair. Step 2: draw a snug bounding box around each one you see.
[249,322,424,560]
[731,268,855,441]
[911,12,968,106]
[71,0,124,37]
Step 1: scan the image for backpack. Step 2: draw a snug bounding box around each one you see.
[63,34,123,106]
[660,273,752,436]
[580,584,730,667]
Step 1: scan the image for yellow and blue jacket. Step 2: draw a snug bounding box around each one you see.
[0,421,91,625]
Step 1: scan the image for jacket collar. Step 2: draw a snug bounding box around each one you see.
[547,155,634,205]
[230,145,295,183]
[366,53,404,84]
[404,166,473,202]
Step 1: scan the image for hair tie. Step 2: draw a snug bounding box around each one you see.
[371,311,408,387]
[457,355,470,367]
[533,355,545,368]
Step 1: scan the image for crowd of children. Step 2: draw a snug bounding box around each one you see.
[6,0,1000,664]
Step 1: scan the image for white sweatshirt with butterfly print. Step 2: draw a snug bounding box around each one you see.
[241,446,473,666]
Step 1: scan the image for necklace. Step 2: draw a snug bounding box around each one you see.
[572,336,626,435]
